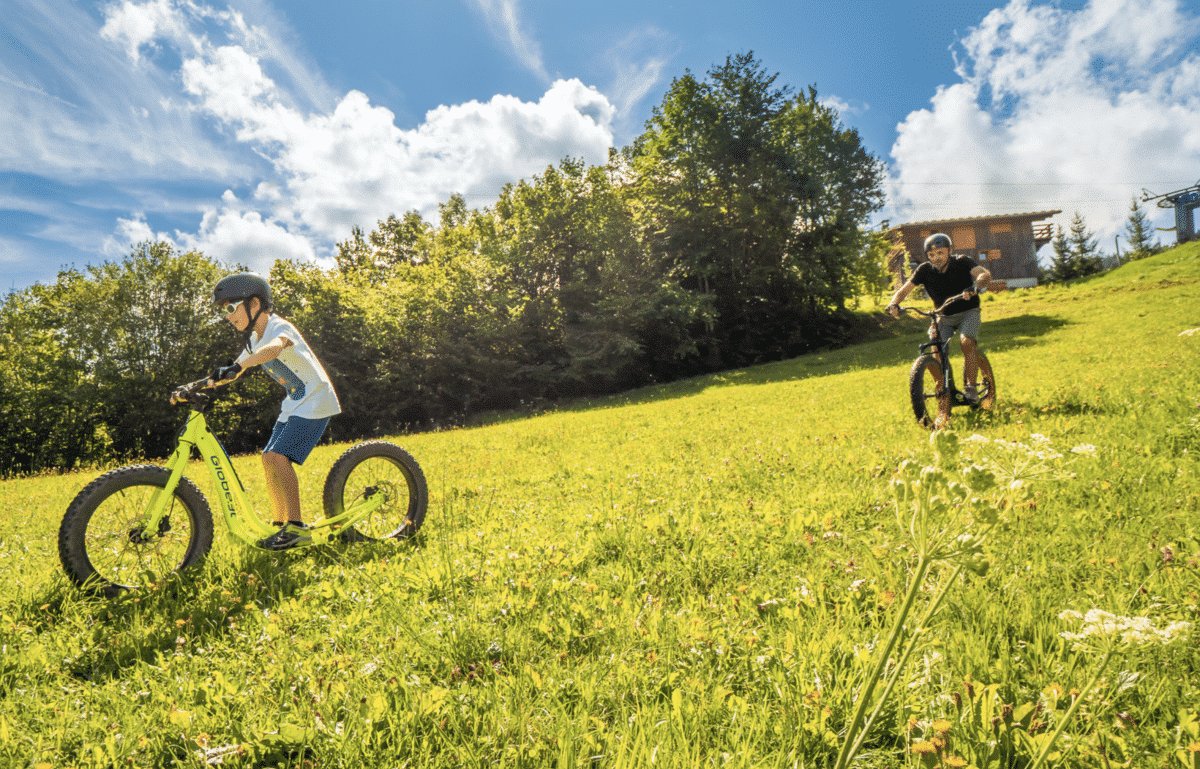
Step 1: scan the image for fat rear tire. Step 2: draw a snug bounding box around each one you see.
[323,441,428,542]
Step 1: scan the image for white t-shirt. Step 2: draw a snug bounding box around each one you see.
[237,314,342,421]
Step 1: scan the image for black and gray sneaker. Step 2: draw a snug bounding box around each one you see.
[963,384,979,403]
[257,522,311,550]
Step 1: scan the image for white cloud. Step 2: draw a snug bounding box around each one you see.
[100,0,194,62]
[0,235,35,266]
[101,0,615,264]
[887,0,1200,250]
[603,26,677,125]
[176,192,318,273]
[102,215,172,258]
[465,0,551,82]
[820,94,869,118]
[0,0,252,180]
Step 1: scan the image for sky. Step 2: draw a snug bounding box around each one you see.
[4,0,1200,289]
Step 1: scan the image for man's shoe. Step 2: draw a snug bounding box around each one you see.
[257,522,311,550]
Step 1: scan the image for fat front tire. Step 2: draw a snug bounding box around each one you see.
[976,352,997,410]
[909,355,951,430]
[323,441,428,542]
[59,465,214,596]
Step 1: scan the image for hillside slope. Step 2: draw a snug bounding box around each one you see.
[0,244,1197,768]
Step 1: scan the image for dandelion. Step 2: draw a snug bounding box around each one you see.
[910,741,937,755]
[945,757,968,768]
[931,719,953,734]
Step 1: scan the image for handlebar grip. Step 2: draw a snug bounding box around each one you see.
[170,378,209,404]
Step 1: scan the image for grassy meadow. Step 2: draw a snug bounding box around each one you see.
[1,245,1199,768]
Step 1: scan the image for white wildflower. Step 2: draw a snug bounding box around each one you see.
[1058,609,1191,650]
[1070,444,1098,457]
[962,434,990,444]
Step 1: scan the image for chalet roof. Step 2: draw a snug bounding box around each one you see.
[892,210,1062,230]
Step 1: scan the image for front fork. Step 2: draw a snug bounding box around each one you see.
[138,413,204,538]
[919,341,957,398]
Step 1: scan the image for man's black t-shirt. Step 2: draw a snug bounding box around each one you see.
[912,256,980,315]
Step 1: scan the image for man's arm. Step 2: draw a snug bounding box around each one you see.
[966,265,992,296]
[886,279,917,317]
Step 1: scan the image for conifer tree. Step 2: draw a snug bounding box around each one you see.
[1048,224,1072,281]
[1124,196,1155,259]
[1066,211,1103,277]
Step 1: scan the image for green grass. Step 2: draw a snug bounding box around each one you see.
[2,246,1199,768]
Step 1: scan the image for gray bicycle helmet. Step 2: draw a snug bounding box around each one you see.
[213,272,272,310]
[923,233,952,253]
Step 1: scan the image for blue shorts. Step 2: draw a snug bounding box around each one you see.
[263,416,331,465]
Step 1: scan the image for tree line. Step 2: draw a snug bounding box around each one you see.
[1,53,888,476]
[1044,198,1162,282]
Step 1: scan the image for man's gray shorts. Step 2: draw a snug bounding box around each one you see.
[931,307,982,343]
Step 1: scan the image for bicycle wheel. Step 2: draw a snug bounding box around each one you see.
[58,465,214,596]
[975,352,997,410]
[323,441,428,542]
[909,355,951,429]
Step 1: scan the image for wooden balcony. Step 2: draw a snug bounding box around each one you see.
[1033,221,1054,249]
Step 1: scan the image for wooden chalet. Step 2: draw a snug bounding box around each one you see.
[886,210,1061,289]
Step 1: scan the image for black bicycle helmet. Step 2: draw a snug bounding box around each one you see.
[923,233,953,253]
[213,272,272,310]
[214,272,272,353]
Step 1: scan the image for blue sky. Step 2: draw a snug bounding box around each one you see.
[4,0,1200,289]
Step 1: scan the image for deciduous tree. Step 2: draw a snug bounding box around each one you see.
[626,51,885,371]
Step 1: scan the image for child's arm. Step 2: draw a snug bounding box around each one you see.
[208,335,295,387]
[240,335,294,369]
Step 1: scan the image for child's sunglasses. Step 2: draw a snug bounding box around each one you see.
[219,299,245,315]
